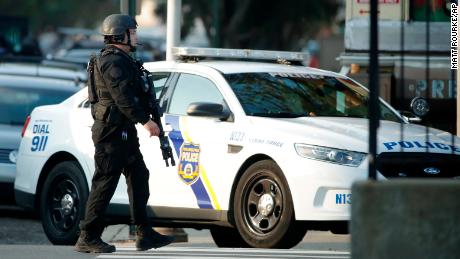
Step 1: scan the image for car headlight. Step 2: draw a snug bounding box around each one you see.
[294,144,366,167]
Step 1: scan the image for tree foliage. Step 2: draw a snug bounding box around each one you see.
[1,0,339,50]
[0,0,119,33]
[156,0,339,50]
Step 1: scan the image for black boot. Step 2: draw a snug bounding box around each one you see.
[136,225,175,251]
[74,230,116,253]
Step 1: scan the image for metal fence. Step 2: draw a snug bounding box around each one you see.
[367,0,457,179]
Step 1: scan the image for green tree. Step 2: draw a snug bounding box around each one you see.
[155,0,339,50]
[0,0,119,32]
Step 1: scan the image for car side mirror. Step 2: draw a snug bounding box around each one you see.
[186,102,231,121]
[410,97,430,117]
[399,110,422,123]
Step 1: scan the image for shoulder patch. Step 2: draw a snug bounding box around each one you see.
[109,66,123,80]
[101,47,119,57]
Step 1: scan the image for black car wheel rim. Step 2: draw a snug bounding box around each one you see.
[47,176,80,232]
[242,175,283,234]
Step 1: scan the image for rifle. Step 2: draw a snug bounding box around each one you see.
[137,60,176,167]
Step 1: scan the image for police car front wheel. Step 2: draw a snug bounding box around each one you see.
[40,161,88,245]
[234,160,306,248]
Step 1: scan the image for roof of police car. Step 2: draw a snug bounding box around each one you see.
[0,62,87,82]
[145,60,345,78]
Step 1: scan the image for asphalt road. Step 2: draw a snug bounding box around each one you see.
[0,205,350,259]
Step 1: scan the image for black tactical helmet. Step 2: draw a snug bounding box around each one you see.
[101,14,137,37]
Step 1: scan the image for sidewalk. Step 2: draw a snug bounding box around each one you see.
[102,224,133,244]
[102,225,350,250]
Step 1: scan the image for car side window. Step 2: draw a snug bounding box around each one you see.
[0,85,75,125]
[168,73,224,116]
[77,72,170,109]
[150,72,171,97]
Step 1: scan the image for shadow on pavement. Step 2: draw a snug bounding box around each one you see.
[0,205,50,245]
[0,205,39,219]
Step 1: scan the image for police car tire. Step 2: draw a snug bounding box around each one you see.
[210,226,249,248]
[234,160,306,249]
[39,161,88,245]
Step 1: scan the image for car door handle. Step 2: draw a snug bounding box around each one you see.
[164,123,173,133]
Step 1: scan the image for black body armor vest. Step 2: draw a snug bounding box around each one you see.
[87,47,140,125]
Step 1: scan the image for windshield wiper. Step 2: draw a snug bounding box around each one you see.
[249,112,310,118]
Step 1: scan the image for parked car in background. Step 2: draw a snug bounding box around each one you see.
[0,72,81,204]
[0,61,87,84]
[53,27,164,63]
[54,44,155,65]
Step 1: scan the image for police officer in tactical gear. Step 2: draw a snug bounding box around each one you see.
[75,14,174,253]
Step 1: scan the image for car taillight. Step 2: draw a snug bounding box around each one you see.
[21,115,31,137]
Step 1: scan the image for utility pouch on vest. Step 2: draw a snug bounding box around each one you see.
[93,103,126,125]
[105,105,126,125]
[87,54,98,104]
[93,103,125,125]
[93,103,109,122]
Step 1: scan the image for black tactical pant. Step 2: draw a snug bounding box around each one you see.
[80,121,150,235]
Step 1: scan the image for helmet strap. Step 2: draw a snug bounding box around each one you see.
[126,29,137,52]
[104,31,136,53]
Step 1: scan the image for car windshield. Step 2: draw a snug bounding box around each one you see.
[224,72,402,122]
[0,86,75,125]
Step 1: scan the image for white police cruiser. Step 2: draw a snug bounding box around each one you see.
[14,47,460,248]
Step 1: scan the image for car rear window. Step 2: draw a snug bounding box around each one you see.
[0,86,75,125]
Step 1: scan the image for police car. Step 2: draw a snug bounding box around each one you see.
[14,47,460,248]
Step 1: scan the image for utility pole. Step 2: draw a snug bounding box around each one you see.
[212,0,221,48]
[368,0,379,180]
[120,0,137,16]
[166,0,182,61]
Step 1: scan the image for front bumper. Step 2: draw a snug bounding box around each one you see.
[280,157,375,221]
[14,189,35,210]
[0,163,16,183]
